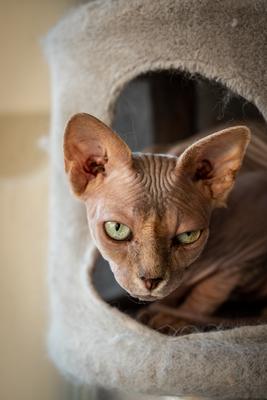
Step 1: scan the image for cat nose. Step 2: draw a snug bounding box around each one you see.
[140,276,163,291]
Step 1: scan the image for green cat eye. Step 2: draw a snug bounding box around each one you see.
[104,221,131,241]
[176,230,201,245]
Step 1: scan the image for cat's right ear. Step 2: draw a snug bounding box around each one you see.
[64,113,132,198]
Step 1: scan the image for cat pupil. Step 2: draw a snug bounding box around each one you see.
[115,223,120,231]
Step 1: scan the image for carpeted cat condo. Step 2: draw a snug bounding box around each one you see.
[44,1,267,398]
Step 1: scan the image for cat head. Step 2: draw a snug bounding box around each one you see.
[64,113,250,301]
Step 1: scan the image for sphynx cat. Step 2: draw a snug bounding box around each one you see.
[64,113,267,330]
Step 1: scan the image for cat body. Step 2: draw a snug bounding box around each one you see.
[64,113,267,322]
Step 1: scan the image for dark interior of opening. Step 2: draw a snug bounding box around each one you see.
[93,70,267,335]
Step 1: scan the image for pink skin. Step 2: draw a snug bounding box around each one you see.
[84,165,211,301]
[64,113,250,302]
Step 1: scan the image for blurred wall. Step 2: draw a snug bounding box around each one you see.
[0,0,78,114]
[0,1,79,400]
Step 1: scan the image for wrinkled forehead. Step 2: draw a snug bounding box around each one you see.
[131,153,203,214]
[88,153,209,226]
[132,153,178,207]
[93,153,210,225]
[92,153,176,214]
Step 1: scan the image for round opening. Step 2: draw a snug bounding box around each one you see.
[93,70,267,336]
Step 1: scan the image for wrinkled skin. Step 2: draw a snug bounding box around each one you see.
[86,153,211,300]
[64,113,260,314]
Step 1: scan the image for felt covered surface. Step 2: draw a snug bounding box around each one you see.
[44,1,267,398]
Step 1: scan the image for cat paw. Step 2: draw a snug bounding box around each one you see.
[136,305,201,335]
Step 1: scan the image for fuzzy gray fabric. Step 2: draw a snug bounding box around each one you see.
[43,1,267,398]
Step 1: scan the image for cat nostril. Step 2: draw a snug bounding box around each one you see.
[140,276,163,291]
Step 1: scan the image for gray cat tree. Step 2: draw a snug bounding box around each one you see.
[44,1,267,398]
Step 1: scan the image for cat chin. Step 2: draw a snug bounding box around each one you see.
[132,294,163,302]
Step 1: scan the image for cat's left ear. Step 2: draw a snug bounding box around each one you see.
[64,113,132,198]
[176,126,251,206]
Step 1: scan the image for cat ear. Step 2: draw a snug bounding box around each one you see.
[64,113,132,198]
[176,126,251,206]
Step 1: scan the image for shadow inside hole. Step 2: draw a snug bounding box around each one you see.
[111,70,266,151]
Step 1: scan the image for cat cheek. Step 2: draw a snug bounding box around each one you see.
[110,270,131,293]
[109,263,139,294]
[109,262,128,282]
[109,262,119,275]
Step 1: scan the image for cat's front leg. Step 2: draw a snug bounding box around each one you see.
[177,268,241,316]
[136,303,196,335]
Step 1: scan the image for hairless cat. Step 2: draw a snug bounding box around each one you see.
[64,113,267,332]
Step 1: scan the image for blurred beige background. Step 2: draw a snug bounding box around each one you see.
[0,1,78,400]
